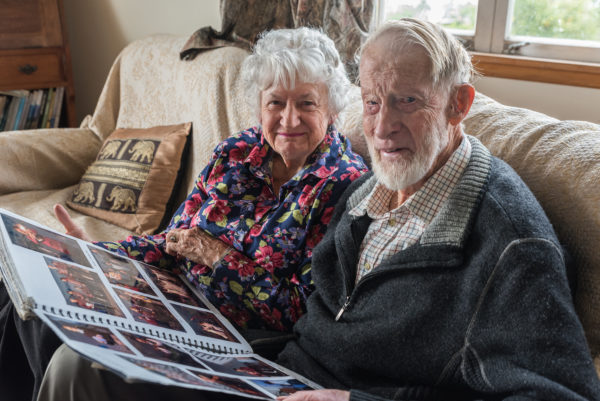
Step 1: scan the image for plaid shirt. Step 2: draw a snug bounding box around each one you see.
[350,136,472,282]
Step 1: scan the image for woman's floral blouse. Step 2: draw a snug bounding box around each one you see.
[98,125,368,331]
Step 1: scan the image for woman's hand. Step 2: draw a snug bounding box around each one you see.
[164,226,231,266]
[53,204,92,242]
[277,390,350,401]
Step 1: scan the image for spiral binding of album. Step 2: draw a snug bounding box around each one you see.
[35,301,252,356]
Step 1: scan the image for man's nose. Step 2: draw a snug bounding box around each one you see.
[373,104,395,139]
[281,102,301,128]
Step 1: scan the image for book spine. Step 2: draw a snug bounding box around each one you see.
[50,87,64,128]
[34,90,44,128]
[34,90,48,129]
[41,88,55,129]
[0,95,7,131]
[23,92,34,130]
[12,96,27,131]
[5,96,20,132]
[25,90,41,130]
[18,92,34,130]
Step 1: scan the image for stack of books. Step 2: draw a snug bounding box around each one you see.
[0,87,65,132]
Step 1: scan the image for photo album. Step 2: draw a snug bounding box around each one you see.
[0,208,319,399]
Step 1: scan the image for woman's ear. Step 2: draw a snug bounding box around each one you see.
[448,84,475,126]
[328,114,338,126]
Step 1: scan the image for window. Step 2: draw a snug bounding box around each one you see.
[379,0,600,88]
[380,0,478,36]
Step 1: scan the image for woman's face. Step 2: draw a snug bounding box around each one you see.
[260,81,334,170]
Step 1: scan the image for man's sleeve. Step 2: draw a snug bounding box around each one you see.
[463,238,600,400]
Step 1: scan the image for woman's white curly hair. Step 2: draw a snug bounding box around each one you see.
[241,27,351,121]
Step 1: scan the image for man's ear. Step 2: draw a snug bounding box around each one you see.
[448,84,475,126]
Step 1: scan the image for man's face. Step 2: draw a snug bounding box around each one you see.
[359,43,451,191]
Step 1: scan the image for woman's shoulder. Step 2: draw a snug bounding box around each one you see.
[330,130,369,170]
[305,129,368,185]
[209,126,263,156]
[223,126,262,146]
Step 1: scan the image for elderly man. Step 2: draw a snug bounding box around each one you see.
[39,18,600,401]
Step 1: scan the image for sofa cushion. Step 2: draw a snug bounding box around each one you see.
[464,92,600,359]
[0,186,136,241]
[66,123,191,235]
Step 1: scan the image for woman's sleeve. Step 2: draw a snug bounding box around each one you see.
[207,248,312,331]
[94,157,216,268]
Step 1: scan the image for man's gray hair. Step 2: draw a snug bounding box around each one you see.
[241,27,351,119]
[359,18,475,88]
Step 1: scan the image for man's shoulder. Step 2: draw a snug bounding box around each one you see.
[486,155,540,208]
[482,155,558,241]
[465,135,553,236]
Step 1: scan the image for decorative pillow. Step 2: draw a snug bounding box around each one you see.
[67,123,191,235]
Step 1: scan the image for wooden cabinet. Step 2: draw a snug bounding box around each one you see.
[0,0,76,127]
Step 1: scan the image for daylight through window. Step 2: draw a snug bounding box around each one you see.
[380,0,600,64]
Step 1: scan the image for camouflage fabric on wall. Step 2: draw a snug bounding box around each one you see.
[180,0,375,80]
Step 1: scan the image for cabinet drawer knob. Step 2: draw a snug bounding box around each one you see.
[19,64,38,75]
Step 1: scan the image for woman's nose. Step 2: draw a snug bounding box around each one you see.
[281,103,301,128]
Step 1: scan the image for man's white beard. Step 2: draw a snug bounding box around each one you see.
[368,124,449,192]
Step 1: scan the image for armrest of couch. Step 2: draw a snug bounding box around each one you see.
[0,127,102,195]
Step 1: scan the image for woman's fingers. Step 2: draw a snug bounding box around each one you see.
[54,204,76,231]
[164,228,182,256]
[53,204,91,241]
[164,227,230,266]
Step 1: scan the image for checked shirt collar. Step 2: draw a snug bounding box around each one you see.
[351,135,472,223]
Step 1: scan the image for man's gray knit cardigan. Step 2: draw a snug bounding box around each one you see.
[277,136,600,400]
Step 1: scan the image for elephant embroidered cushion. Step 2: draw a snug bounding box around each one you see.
[67,123,191,235]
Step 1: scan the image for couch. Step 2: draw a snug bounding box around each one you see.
[1,34,599,373]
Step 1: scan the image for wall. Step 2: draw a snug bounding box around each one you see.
[63,0,600,125]
[63,0,221,124]
[475,77,600,124]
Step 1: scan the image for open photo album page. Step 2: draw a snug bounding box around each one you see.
[0,209,319,399]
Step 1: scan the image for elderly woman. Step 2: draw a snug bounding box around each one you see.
[0,27,367,401]
[57,26,366,331]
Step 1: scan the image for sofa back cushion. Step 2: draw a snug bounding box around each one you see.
[464,92,600,359]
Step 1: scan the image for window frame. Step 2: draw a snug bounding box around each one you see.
[377,0,600,89]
